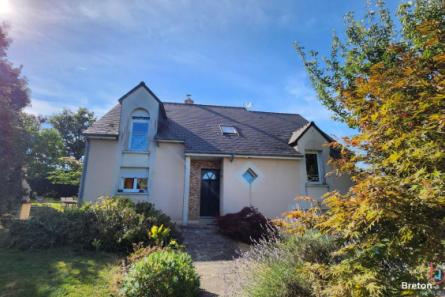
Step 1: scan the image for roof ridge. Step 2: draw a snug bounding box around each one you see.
[248,110,305,117]
[163,101,306,118]
[163,101,246,110]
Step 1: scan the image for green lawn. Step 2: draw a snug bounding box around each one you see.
[31,198,65,212]
[31,201,64,212]
[0,248,121,297]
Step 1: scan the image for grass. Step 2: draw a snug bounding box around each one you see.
[31,197,65,212]
[0,247,122,297]
[31,201,64,212]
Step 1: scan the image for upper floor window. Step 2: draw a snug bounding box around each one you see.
[305,153,321,183]
[130,116,150,151]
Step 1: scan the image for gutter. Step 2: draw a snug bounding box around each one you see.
[156,139,185,144]
[84,134,118,140]
[184,152,303,160]
[78,139,90,205]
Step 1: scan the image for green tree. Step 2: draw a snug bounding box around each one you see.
[49,108,95,159]
[0,25,30,213]
[290,0,445,296]
[48,157,82,186]
[25,127,65,183]
[22,114,65,196]
[22,114,82,196]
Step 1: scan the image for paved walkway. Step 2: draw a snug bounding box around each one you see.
[181,224,248,297]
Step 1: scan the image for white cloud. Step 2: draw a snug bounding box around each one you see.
[5,0,327,124]
[285,72,332,121]
[286,72,316,103]
[25,97,114,119]
[24,98,76,116]
[283,72,357,140]
[4,0,297,43]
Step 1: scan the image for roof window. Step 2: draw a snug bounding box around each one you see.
[220,125,238,135]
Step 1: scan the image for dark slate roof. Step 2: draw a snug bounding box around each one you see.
[156,103,309,157]
[84,101,313,157]
[84,104,121,137]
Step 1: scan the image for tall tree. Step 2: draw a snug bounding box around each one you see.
[23,114,64,186]
[48,157,82,187]
[49,108,95,159]
[291,0,445,296]
[0,25,30,213]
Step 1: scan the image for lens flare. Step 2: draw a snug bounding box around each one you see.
[0,0,12,15]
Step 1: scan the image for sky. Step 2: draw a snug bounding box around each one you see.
[0,0,402,139]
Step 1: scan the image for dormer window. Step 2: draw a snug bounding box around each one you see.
[220,125,238,135]
[130,116,150,151]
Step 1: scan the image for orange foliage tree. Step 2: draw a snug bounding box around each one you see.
[289,1,445,296]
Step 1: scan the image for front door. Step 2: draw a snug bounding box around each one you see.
[200,169,220,217]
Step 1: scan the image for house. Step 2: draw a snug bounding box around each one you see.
[79,82,351,224]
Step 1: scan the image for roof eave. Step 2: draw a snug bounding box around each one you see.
[84,133,119,140]
[288,121,335,146]
[184,152,304,160]
[156,139,185,144]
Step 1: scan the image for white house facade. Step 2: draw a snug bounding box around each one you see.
[80,82,351,224]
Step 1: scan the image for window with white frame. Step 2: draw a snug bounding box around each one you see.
[118,168,149,193]
[305,152,321,183]
[120,177,148,193]
[130,116,150,151]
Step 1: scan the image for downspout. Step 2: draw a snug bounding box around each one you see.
[182,156,191,225]
[249,183,253,207]
[78,139,90,205]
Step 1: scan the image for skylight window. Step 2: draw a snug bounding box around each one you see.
[220,125,238,135]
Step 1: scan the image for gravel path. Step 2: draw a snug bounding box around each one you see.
[181,224,248,297]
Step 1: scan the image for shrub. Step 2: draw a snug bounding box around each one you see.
[128,235,182,265]
[121,250,200,297]
[135,202,171,226]
[127,244,162,264]
[148,224,171,247]
[217,207,277,244]
[228,230,337,297]
[8,206,97,249]
[28,177,79,198]
[87,198,178,252]
[7,197,178,253]
[135,202,182,241]
[85,197,148,252]
[0,213,16,229]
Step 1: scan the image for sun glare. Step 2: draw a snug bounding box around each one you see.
[0,0,12,15]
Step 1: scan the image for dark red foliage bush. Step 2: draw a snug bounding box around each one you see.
[217,207,277,244]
